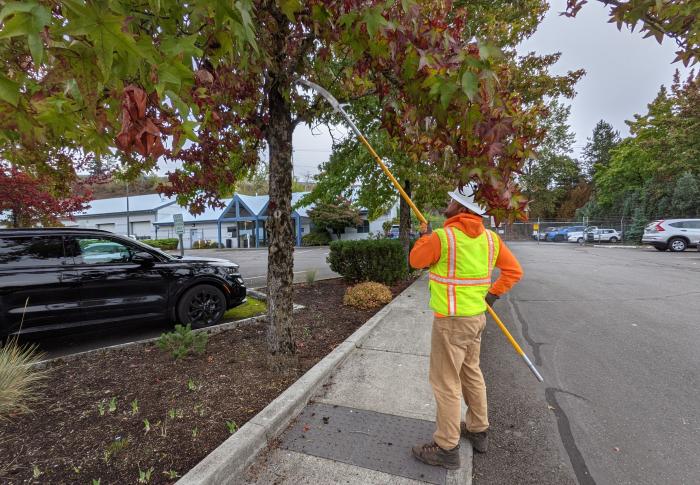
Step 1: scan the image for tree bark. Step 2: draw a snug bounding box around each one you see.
[264,50,297,372]
[399,179,412,262]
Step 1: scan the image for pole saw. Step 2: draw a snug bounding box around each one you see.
[298,79,543,383]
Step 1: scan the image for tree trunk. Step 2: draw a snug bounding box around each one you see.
[265,67,297,372]
[399,179,412,262]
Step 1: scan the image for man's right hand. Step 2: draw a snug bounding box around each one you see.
[485,292,499,307]
[419,222,432,236]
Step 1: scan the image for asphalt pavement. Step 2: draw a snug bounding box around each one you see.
[173,246,337,287]
[476,242,700,485]
[21,246,334,359]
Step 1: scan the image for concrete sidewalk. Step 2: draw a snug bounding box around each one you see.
[243,275,473,484]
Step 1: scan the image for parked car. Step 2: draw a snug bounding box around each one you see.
[567,226,598,243]
[533,227,556,241]
[546,226,586,242]
[642,219,700,252]
[0,228,247,338]
[387,224,416,239]
[567,227,620,243]
[594,229,621,243]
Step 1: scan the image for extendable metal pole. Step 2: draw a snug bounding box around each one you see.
[297,79,426,225]
[299,78,543,382]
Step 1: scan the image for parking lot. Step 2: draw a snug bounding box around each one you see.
[176,246,338,288]
[478,241,700,484]
[17,246,335,359]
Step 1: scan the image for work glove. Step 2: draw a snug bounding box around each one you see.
[419,222,432,236]
[485,292,499,307]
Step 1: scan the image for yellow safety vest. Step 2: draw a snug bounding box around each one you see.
[429,227,499,316]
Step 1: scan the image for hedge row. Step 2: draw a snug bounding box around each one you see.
[302,229,332,246]
[328,239,408,285]
[145,238,179,250]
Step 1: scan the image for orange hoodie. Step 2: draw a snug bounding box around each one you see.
[409,213,523,305]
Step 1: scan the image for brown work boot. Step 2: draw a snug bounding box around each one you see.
[460,422,488,453]
[411,442,460,469]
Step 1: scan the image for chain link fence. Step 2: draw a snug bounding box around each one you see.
[493,218,635,243]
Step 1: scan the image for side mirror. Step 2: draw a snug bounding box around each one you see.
[132,251,156,265]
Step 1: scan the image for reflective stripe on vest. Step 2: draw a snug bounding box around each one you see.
[428,227,498,316]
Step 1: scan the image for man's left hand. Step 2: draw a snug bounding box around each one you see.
[485,292,499,307]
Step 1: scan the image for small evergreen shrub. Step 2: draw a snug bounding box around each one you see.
[328,239,408,284]
[343,282,393,310]
[302,229,332,246]
[145,238,179,250]
[157,324,208,359]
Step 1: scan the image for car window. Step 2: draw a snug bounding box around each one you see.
[685,221,700,229]
[73,237,135,265]
[669,222,685,228]
[0,236,66,268]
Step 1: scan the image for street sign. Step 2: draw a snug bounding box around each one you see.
[173,214,184,235]
[533,223,540,231]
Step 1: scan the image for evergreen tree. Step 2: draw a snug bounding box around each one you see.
[672,172,700,217]
[628,207,648,243]
[583,120,621,179]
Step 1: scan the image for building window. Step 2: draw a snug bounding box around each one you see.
[356,219,370,234]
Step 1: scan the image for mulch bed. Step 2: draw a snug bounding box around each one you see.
[0,278,415,484]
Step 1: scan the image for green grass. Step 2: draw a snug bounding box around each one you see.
[223,297,267,321]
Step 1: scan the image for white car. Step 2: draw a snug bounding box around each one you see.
[592,229,620,243]
[642,219,700,252]
[567,226,599,243]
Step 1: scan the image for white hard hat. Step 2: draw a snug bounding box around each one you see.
[448,186,486,216]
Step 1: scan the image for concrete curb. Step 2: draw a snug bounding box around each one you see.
[177,278,422,485]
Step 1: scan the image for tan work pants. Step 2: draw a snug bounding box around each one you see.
[429,314,488,449]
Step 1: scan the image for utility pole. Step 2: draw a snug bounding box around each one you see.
[126,181,131,237]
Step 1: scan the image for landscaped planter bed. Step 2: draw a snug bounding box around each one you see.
[0,278,413,484]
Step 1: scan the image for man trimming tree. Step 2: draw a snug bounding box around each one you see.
[409,187,523,469]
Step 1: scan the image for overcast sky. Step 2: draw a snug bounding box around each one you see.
[290,0,690,178]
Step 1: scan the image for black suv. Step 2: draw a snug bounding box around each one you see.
[0,228,246,337]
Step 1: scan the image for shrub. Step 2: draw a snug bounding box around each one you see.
[192,240,219,249]
[305,269,317,284]
[157,324,208,359]
[145,238,179,250]
[302,229,332,246]
[0,339,47,420]
[343,282,393,310]
[328,239,408,284]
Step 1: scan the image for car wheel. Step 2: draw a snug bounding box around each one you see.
[177,284,226,328]
[609,237,618,243]
[577,237,584,244]
[668,238,687,252]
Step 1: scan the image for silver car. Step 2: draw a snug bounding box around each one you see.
[642,219,700,252]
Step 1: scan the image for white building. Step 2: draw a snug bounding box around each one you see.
[62,194,177,239]
[61,192,397,248]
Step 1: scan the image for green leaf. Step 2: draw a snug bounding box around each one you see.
[478,42,502,61]
[0,12,33,39]
[279,0,302,22]
[166,90,189,117]
[27,33,43,66]
[0,75,20,106]
[461,71,478,101]
[363,7,388,38]
[439,81,458,109]
[0,1,36,22]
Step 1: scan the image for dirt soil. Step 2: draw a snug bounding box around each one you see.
[0,278,414,484]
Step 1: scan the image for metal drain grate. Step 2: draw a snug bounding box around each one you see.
[279,402,446,484]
